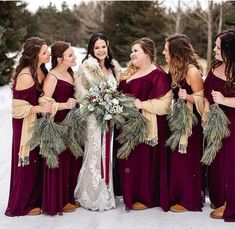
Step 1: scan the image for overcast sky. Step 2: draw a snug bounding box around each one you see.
[24,0,225,12]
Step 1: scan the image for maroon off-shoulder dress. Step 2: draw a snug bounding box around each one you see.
[204,71,235,222]
[118,68,171,211]
[5,84,43,216]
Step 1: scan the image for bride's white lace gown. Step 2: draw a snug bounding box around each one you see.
[74,72,116,211]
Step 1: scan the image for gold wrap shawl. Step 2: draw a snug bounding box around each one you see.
[38,96,59,118]
[141,90,173,145]
[12,99,35,166]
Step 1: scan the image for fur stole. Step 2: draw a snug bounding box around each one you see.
[74,55,121,99]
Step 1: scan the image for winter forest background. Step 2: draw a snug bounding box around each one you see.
[0,0,235,86]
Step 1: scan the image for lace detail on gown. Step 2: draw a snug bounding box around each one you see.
[74,115,115,211]
[74,72,116,211]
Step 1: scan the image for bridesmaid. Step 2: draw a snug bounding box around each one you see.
[5,37,51,216]
[204,29,235,221]
[162,34,204,212]
[41,41,82,215]
[118,37,172,211]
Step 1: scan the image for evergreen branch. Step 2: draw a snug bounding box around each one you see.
[61,107,86,158]
[28,117,67,168]
[166,98,198,151]
[116,108,149,159]
[201,104,230,165]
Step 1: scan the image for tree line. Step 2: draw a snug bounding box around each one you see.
[0,0,234,85]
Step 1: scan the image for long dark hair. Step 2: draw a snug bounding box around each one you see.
[13,37,48,94]
[211,29,235,93]
[50,41,74,77]
[83,33,114,70]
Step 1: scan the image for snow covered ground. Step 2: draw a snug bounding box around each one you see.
[0,85,234,229]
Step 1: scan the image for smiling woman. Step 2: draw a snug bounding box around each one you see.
[74,33,122,211]
[118,37,172,212]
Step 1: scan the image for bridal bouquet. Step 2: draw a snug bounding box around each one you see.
[81,81,123,130]
[80,80,149,158]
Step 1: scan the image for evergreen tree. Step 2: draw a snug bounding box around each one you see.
[102,1,170,65]
[35,2,80,46]
[0,1,31,85]
[224,1,235,28]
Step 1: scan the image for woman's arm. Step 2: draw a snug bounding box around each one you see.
[16,73,52,114]
[179,66,204,104]
[211,90,235,108]
[43,74,76,110]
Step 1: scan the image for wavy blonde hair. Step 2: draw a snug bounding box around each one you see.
[166,34,201,86]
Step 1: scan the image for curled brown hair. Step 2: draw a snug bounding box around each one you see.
[132,37,156,63]
[121,37,156,80]
[51,41,74,77]
[13,37,48,94]
[166,34,201,86]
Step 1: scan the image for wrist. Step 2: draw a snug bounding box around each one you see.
[222,97,227,105]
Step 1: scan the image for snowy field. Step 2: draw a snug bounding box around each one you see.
[0,84,234,228]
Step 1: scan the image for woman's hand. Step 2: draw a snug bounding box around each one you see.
[66,98,77,109]
[178,88,187,100]
[134,98,142,109]
[211,90,225,104]
[42,103,53,113]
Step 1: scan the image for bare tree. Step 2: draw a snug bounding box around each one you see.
[207,0,213,72]
[181,0,214,72]
[218,1,223,33]
[175,0,182,34]
[73,1,108,46]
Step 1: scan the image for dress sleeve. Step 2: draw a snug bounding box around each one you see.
[148,69,171,99]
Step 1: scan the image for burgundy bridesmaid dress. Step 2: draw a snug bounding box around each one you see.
[5,84,43,216]
[118,68,171,211]
[204,71,235,222]
[169,79,203,211]
[41,80,82,215]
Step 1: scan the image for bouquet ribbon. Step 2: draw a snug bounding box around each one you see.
[101,122,111,185]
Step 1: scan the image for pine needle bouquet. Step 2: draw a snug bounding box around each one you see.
[166,98,198,153]
[28,114,67,168]
[80,80,149,159]
[61,106,86,158]
[201,104,230,165]
[116,107,149,159]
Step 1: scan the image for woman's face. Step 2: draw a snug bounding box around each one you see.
[214,37,223,61]
[93,39,108,61]
[162,42,171,64]
[130,43,148,67]
[61,47,77,67]
[38,44,50,65]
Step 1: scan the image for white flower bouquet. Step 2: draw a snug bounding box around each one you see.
[80,80,149,158]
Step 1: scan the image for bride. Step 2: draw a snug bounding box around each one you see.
[74,33,121,211]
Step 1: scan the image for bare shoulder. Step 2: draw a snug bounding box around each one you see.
[43,72,58,97]
[187,66,203,83]
[15,70,34,90]
[44,72,57,84]
[186,65,203,92]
